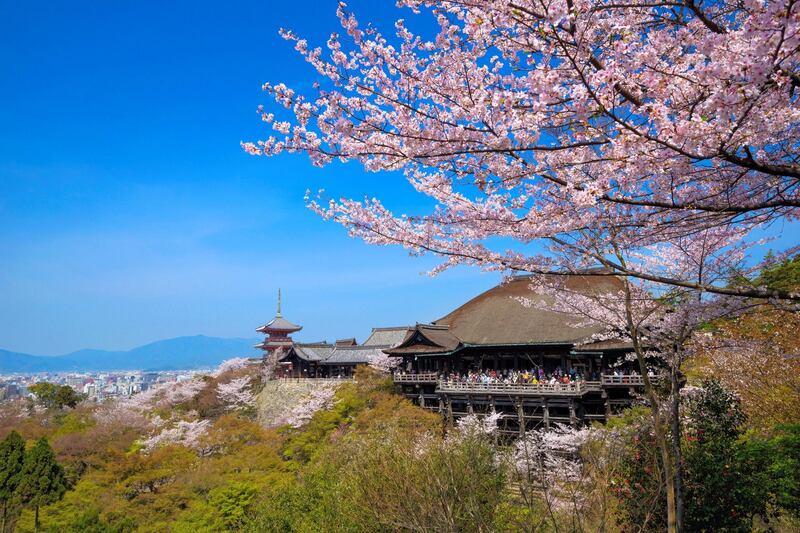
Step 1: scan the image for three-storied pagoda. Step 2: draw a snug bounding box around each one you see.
[255,289,302,355]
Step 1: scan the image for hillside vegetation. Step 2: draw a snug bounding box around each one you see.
[3,258,800,533]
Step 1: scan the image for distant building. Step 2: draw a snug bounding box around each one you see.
[65,375,87,390]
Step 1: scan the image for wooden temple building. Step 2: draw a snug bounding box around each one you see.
[387,275,650,434]
[256,277,650,434]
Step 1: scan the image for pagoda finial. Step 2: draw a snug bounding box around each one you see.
[276,288,282,317]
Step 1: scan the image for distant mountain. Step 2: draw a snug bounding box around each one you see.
[0,350,78,373]
[0,335,262,373]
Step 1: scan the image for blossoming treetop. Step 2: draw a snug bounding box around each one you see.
[245,0,799,300]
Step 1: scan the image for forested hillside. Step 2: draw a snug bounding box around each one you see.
[0,354,798,532]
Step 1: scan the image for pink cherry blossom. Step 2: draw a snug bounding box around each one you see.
[367,351,399,373]
[216,376,256,410]
[283,385,338,428]
[213,357,251,377]
[456,411,502,437]
[141,418,211,453]
[246,0,800,302]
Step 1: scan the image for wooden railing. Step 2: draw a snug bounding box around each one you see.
[437,380,585,396]
[393,373,656,392]
[601,374,655,386]
[393,372,439,384]
[583,380,602,392]
[276,377,353,384]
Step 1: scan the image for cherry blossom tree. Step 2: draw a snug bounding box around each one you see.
[141,419,211,454]
[455,411,502,438]
[216,376,257,411]
[367,351,399,373]
[246,0,799,302]
[261,347,285,381]
[283,385,338,428]
[213,357,251,378]
[693,307,800,428]
[93,403,149,432]
[249,2,800,530]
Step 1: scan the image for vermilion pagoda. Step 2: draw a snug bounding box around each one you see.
[255,289,302,354]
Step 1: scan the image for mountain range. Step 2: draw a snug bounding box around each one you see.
[0,336,262,373]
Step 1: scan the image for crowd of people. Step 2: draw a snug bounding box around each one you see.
[426,367,651,386]
[444,367,594,386]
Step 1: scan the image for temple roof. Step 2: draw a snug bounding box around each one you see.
[385,324,461,355]
[254,339,293,350]
[257,289,302,333]
[362,326,411,347]
[573,339,633,352]
[384,274,625,356]
[256,315,302,333]
[432,274,621,346]
[282,343,383,365]
[325,345,385,365]
[284,343,334,362]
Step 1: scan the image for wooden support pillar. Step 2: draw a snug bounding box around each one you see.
[467,395,474,414]
[602,391,611,420]
[489,396,496,413]
[543,399,550,430]
[438,396,444,414]
[569,399,577,428]
[418,387,425,409]
[517,400,525,436]
[446,398,454,426]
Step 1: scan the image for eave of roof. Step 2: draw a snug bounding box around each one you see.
[256,315,303,333]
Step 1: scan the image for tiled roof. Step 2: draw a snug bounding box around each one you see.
[324,346,385,365]
[385,324,461,355]
[282,343,384,366]
[256,315,302,333]
[288,343,335,362]
[362,326,411,347]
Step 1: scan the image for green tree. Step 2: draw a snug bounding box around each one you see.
[52,508,135,533]
[754,253,800,292]
[683,380,764,532]
[16,438,68,533]
[0,431,25,533]
[740,424,800,523]
[27,383,83,410]
[209,481,258,531]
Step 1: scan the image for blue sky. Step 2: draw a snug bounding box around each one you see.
[0,0,501,355]
[1,1,796,355]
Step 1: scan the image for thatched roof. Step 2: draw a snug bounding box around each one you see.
[433,275,621,346]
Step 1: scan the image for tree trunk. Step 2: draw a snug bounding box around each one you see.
[34,505,39,533]
[620,275,678,533]
[649,387,678,533]
[671,360,685,532]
